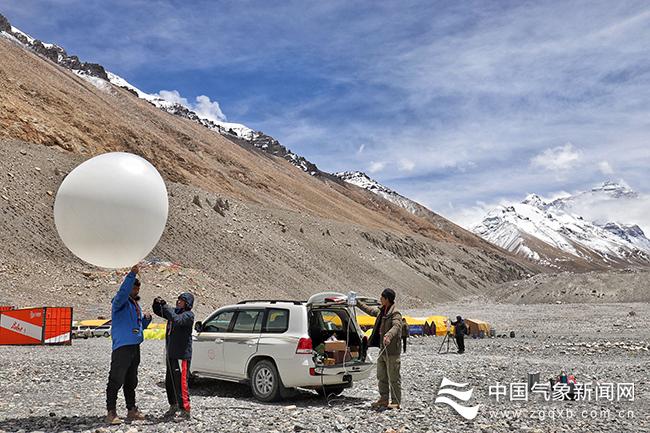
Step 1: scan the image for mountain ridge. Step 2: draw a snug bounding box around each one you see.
[472,182,650,269]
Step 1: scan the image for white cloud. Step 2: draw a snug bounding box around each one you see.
[157,89,187,105]
[156,90,227,122]
[194,95,227,122]
[368,161,386,174]
[598,161,614,175]
[530,143,581,172]
[399,159,415,172]
[357,144,365,155]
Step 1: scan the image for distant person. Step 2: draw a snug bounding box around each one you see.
[451,315,467,354]
[356,288,403,409]
[153,292,195,419]
[401,318,409,353]
[106,264,152,425]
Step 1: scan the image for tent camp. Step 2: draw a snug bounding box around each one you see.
[426,315,450,336]
[356,314,376,330]
[465,318,491,338]
[403,316,427,336]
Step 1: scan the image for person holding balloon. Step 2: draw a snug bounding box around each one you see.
[105,264,152,425]
[153,292,195,420]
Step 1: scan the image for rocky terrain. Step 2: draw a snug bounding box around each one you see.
[0,139,531,318]
[0,301,648,433]
[492,269,650,305]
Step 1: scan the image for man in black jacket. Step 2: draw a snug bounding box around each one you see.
[153,292,195,419]
[451,315,467,354]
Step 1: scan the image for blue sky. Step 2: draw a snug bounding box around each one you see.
[3,0,650,228]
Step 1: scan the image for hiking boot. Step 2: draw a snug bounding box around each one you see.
[371,398,389,409]
[163,405,178,418]
[126,407,146,421]
[105,410,122,425]
[174,410,191,421]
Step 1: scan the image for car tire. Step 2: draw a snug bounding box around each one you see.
[103,331,110,338]
[83,334,88,339]
[250,359,283,402]
[316,385,346,397]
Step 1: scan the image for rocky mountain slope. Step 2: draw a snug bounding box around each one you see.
[0,15,318,175]
[472,184,650,270]
[0,14,539,315]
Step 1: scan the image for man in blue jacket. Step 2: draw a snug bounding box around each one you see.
[105,264,152,425]
[153,292,194,419]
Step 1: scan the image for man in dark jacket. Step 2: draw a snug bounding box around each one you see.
[153,292,195,419]
[106,264,152,425]
[451,315,467,354]
[357,288,403,409]
[401,318,409,353]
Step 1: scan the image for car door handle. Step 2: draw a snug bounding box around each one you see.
[214,338,224,344]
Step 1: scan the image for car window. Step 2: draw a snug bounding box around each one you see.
[264,309,289,333]
[232,310,263,333]
[317,310,345,331]
[203,310,235,333]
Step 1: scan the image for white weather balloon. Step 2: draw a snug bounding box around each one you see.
[54,152,168,268]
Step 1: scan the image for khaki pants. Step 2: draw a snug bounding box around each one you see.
[377,354,401,404]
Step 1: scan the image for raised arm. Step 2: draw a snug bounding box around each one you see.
[160,304,194,328]
[112,265,139,309]
[356,300,380,317]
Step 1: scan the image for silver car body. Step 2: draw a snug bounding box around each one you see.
[191,292,373,391]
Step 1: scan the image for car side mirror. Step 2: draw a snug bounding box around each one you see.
[194,321,203,332]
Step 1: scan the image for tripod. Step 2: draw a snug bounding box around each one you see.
[438,331,458,354]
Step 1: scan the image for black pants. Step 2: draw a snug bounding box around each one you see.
[402,337,407,353]
[106,344,140,411]
[165,358,191,411]
[456,335,465,353]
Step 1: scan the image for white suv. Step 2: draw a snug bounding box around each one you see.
[191,292,374,401]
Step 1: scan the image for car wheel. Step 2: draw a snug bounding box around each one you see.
[250,360,283,402]
[83,334,88,339]
[316,386,346,397]
[103,331,110,338]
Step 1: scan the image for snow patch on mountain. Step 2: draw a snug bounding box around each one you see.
[334,171,422,214]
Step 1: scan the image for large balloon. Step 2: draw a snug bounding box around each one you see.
[54,152,168,268]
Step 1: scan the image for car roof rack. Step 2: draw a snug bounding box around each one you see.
[237,300,305,305]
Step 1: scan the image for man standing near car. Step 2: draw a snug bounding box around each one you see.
[106,264,152,425]
[153,292,195,419]
[356,288,403,409]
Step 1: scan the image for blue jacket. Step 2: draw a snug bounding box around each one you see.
[111,271,151,351]
[153,292,194,359]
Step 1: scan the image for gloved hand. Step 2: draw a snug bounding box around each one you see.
[153,296,166,306]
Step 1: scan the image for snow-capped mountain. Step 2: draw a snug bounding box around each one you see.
[334,171,423,214]
[472,184,650,268]
[0,17,318,175]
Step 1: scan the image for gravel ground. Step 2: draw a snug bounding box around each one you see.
[0,302,648,433]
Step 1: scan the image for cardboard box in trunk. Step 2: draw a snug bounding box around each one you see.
[324,341,347,352]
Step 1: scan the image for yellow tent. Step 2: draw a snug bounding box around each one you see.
[403,316,427,326]
[426,315,449,336]
[321,313,343,327]
[78,319,110,327]
[356,315,376,328]
[144,328,166,340]
[465,318,491,338]
[147,322,167,329]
